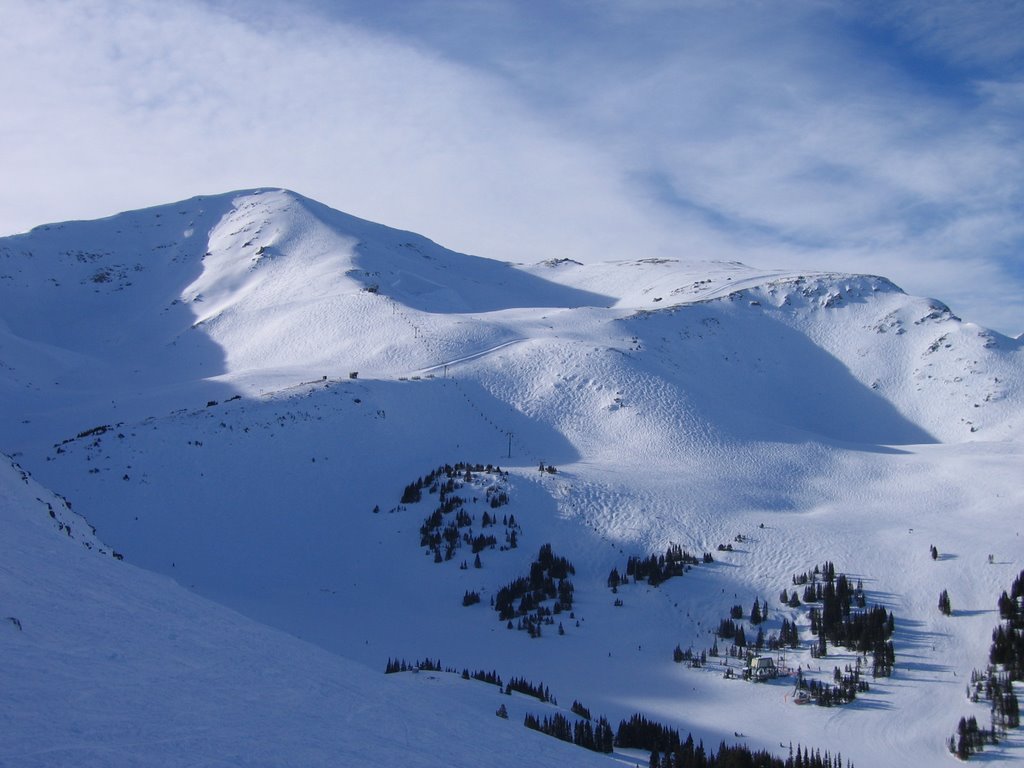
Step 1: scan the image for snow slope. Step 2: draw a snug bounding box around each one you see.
[0,454,622,768]
[2,188,1023,767]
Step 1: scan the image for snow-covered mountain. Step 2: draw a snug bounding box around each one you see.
[2,188,1022,766]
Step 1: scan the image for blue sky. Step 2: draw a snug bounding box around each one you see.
[2,0,1022,333]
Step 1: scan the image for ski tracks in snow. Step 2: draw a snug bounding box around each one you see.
[416,338,529,377]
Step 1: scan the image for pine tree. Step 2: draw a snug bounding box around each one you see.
[957,730,970,760]
[735,626,747,648]
[939,589,952,616]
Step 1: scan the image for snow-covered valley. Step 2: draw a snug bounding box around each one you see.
[2,188,1022,766]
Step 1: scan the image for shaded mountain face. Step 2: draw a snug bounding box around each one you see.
[2,189,1023,768]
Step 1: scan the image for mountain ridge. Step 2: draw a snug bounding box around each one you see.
[3,188,1019,451]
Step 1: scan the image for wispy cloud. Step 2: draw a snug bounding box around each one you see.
[866,0,1024,69]
[1,0,1021,333]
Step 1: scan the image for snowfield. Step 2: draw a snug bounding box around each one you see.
[0,457,616,768]
[2,188,1022,766]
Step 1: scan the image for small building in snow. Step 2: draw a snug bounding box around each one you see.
[748,656,777,681]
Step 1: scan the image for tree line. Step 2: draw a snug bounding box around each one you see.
[950,568,1024,759]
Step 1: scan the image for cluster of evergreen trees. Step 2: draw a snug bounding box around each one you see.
[791,565,865,609]
[779,588,802,608]
[947,569,1024,760]
[419,493,469,561]
[807,602,895,675]
[792,561,837,584]
[523,712,614,753]
[505,676,555,703]
[400,462,508,508]
[795,579,867,609]
[399,481,422,504]
[716,618,744,642]
[676,561,894,701]
[966,667,1019,729]
[613,714,851,768]
[404,462,508,495]
[650,742,850,768]
[991,568,1024,678]
[686,595,797,665]
[673,645,707,667]
[949,716,998,760]
[773,618,800,649]
[399,461,520,564]
[939,589,952,616]
[1005,570,1024,609]
[383,658,453,674]
[487,489,510,508]
[608,544,712,590]
[721,616,798,655]
[990,623,1024,679]
[493,544,576,636]
[707,607,791,655]
[794,668,868,707]
[614,713,684,753]
[460,668,502,687]
[792,564,895,677]
[727,597,769,624]
[570,700,592,719]
[679,561,893,703]
[948,569,1024,759]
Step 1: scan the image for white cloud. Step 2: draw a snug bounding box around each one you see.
[869,0,1024,68]
[1,0,1021,334]
[0,0,669,257]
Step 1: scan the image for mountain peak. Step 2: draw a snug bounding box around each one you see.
[1,190,1020,450]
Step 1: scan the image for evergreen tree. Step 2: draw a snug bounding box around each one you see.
[734,626,747,648]
[939,589,952,616]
